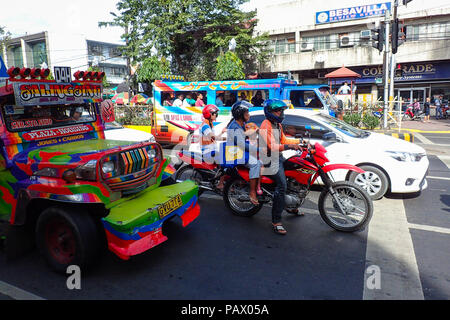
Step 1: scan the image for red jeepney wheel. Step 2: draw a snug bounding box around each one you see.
[36,207,101,273]
[44,217,76,265]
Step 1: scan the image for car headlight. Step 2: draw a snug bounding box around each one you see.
[33,167,59,177]
[386,151,425,162]
[74,160,97,180]
[102,161,115,174]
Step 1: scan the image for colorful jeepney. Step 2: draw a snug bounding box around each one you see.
[0,67,200,272]
[151,78,338,145]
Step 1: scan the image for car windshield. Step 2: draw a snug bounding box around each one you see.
[315,113,369,138]
[2,103,96,133]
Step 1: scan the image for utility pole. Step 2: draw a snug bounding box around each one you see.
[389,1,399,113]
[383,10,391,129]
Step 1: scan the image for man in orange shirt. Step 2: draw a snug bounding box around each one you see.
[259,99,303,235]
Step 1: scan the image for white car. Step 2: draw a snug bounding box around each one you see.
[104,121,155,143]
[189,109,429,200]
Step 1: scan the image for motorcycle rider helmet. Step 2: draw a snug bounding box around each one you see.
[202,104,219,120]
[231,100,253,121]
[263,99,288,124]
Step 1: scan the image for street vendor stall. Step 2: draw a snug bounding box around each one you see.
[325,66,361,107]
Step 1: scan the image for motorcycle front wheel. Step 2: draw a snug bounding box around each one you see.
[223,176,263,217]
[318,181,373,232]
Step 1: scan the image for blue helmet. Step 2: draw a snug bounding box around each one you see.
[263,99,288,124]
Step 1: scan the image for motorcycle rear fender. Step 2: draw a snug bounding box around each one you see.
[321,164,365,174]
[236,167,274,184]
[177,151,217,170]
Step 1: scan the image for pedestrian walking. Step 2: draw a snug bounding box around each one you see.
[434,95,443,120]
[423,97,431,122]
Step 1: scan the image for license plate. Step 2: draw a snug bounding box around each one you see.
[158,195,183,218]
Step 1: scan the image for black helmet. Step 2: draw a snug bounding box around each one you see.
[231,100,252,121]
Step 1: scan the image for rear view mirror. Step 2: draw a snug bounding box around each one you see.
[323,132,337,140]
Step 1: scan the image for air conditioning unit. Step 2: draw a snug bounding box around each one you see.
[339,35,354,47]
[300,42,313,51]
[360,30,371,39]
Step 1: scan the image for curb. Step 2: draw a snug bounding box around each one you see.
[374,130,414,142]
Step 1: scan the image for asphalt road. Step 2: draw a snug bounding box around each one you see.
[0,145,448,300]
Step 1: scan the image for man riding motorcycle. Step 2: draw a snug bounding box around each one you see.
[259,99,305,235]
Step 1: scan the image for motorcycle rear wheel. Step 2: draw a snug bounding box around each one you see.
[223,176,263,217]
[175,165,205,196]
[318,181,373,232]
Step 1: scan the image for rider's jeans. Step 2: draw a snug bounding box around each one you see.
[270,157,287,224]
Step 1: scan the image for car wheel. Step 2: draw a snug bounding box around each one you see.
[349,165,389,200]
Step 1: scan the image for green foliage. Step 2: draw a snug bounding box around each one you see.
[362,113,380,130]
[343,113,362,127]
[137,56,170,83]
[216,51,245,80]
[87,66,109,88]
[100,0,270,80]
[0,26,10,49]
[115,105,151,125]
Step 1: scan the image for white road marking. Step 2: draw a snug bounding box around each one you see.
[363,197,424,300]
[414,133,434,145]
[408,223,450,235]
[436,155,450,170]
[0,280,45,300]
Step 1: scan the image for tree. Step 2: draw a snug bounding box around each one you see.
[216,51,245,80]
[137,56,170,84]
[100,0,270,80]
[0,26,11,55]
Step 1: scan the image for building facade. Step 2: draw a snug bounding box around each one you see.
[254,0,450,103]
[1,32,127,88]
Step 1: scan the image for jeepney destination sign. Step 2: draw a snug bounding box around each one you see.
[13,82,102,106]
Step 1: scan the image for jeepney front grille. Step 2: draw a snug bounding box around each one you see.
[103,144,161,193]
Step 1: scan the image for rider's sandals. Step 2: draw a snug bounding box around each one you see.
[272,223,287,235]
[286,208,305,216]
[249,195,259,205]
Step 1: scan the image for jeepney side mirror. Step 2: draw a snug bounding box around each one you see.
[101,99,116,123]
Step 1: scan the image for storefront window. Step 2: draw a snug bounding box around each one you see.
[32,42,48,68]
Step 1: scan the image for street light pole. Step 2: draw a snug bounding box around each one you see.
[389,0,399,113]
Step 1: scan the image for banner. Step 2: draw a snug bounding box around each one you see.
[316,2,391,25]
[0,56,8,79]
[13,82,102,106]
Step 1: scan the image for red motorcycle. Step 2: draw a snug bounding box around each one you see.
[223,140,373,232]
[402,105,423,121]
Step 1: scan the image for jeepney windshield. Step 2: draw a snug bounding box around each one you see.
[2,103,96,133]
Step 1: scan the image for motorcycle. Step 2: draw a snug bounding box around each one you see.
[176,136,373,233]
[402,105,423,121]
[223,137,373,233]
[175,150,228,196]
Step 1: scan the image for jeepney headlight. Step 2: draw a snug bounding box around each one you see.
[101,161,115,174]
[74,160,97,181]
[147,148,157,159]
[33,167,59,178]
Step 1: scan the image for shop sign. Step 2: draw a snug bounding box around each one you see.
[13,82,102,106]
[354,62,450,84]
[316,2,391,25]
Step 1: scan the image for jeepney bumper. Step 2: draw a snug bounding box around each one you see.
[101,180,200,260]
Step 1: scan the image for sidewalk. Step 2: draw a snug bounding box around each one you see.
[396,118,450,133]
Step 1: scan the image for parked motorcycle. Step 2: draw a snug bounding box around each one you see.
[223,138,373,232]
[402,105,423,121]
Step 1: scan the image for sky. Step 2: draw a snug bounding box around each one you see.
[0,0,124,43]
